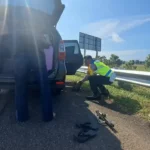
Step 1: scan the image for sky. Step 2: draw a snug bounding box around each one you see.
[57,0,150,61]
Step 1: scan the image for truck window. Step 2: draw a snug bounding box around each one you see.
[64,42,80,54]
[66,46,75,55]
[0,0,55,15]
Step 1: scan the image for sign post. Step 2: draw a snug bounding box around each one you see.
[79,32,101,58]
[84,49,86,57]
[83,34,86,57]
[95,38,98,58]
[96,50,98,58]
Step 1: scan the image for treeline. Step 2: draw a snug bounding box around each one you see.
[96,54,150,70]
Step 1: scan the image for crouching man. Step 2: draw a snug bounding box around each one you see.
[78,55,116,100]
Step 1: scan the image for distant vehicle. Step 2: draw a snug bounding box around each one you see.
[0,0,83,94]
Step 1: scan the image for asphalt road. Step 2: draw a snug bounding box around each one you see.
[0,87,150,150]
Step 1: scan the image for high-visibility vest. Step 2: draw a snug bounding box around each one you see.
[94,60,112,77]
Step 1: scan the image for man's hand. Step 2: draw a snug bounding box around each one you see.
[76,81,83,89]
[77,80,83,84]
[72,81,83,92]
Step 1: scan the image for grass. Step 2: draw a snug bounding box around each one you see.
[135,65,150,71]
[120,64,150,71]
[67,72,150,121]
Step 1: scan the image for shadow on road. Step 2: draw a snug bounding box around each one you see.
[0,87,123,150]
[67,81,142,116]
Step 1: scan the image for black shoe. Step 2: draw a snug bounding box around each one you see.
[101,89,110,97]
[102,92,109,97]
[86,94,101,100]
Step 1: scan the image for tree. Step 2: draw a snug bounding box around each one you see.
[109,54,122,67]
[122,60,137,70]
[122,61,126,64]
[140,61,145,64]
[129,60,134,65]
[97,56,110,66]
[135,60,140,64]
[145,54,150,68]
[97,56,106,62]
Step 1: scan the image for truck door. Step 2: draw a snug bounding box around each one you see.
[64,40,83,75]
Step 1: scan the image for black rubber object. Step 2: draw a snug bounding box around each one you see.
[75,122,99,131]
[74,130,97,143]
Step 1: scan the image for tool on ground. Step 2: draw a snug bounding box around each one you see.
[72,81,82,92]
[96,110,117,133]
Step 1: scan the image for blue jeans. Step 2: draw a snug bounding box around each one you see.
[14,51,53,122]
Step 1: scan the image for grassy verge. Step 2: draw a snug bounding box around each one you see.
[67,72,150,121]
[135,65,150,71]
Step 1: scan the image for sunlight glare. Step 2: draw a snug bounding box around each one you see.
[0,0,8,44]
[24,0,42,75]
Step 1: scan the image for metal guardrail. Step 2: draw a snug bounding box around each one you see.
[77,66,150,87]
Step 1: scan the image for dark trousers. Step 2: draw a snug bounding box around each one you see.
[14,51,53,122]
[88,75,112,95]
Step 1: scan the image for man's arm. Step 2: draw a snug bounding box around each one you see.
[74,74,89,91]
[79,63,97,84]
[90,63,97,71]
[81,64,97,82]
[81,74,89,83]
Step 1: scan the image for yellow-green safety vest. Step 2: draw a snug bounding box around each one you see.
[94,60,112,77]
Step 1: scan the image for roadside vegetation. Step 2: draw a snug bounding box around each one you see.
[67,72,150,121]
[97,54,150,71]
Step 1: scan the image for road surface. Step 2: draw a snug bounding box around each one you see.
[0,87,150,150]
